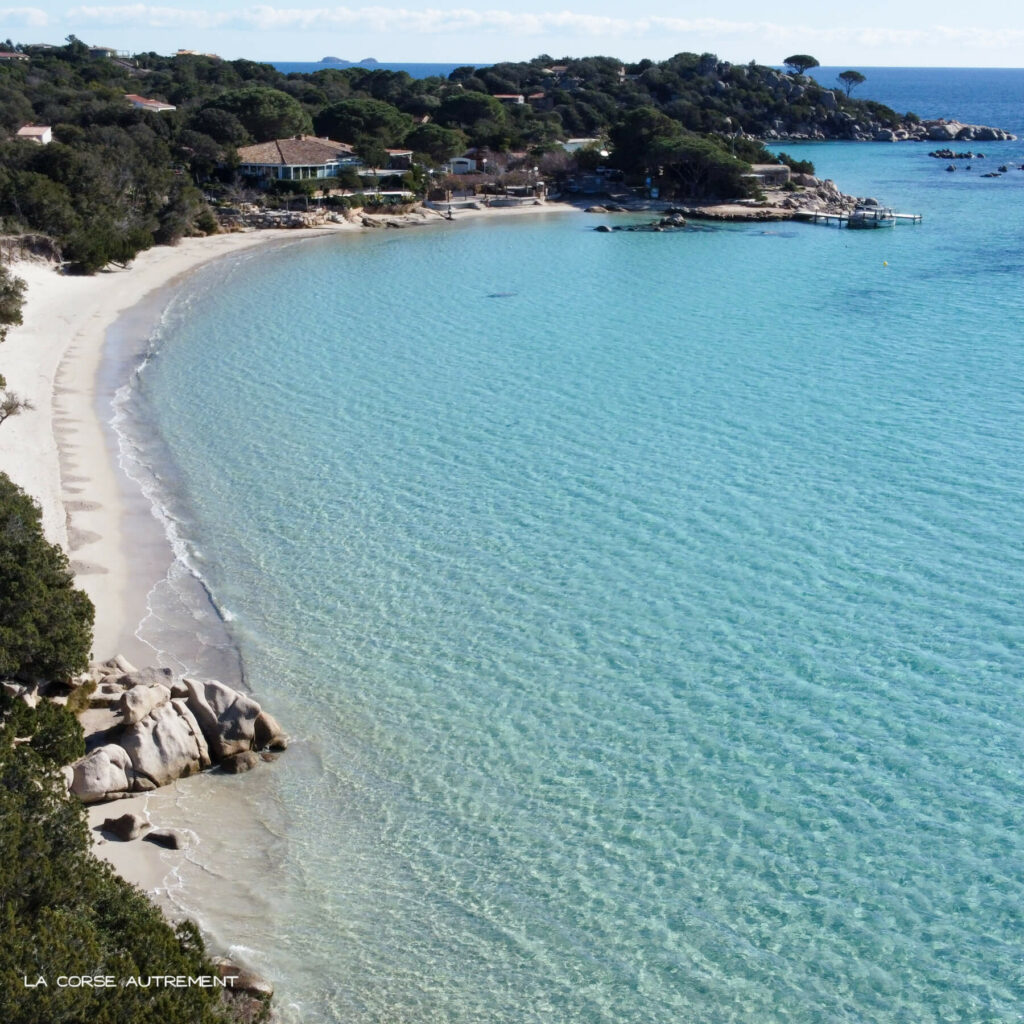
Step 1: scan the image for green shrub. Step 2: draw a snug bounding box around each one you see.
[0,265,26,342]
[775,151,815,175]
[65,678,97,715]
[0,473,95,681]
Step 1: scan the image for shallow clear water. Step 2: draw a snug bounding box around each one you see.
[122,76,1024,1024]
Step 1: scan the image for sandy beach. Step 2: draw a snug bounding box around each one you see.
[0,200,578,914]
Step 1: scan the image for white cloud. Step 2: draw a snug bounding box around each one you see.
[0,5,50,25]
[62,4,1024,50]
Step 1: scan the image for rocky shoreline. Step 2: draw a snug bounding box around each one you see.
[585,173,866,226]
[765,117,1016,143]
[3,655,286,1016]
[53,655,289,804]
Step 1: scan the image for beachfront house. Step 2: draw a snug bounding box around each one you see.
[125,93,177,113]
[236,136,362,182]
[447,156,477,174]
[747,163,791,187]
[16,125,52,144]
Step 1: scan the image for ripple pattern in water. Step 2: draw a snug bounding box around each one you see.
[134,182,1024,1024]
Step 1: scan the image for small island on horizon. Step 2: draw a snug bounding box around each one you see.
[320,55,381,66]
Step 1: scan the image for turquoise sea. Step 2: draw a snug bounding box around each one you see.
[112,71,1024,1023]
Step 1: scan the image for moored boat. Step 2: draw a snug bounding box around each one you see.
[847,204,896,228]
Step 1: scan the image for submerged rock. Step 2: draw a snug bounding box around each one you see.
[221,750,259,774]
[213,957,274,998]
[254,710,289,751]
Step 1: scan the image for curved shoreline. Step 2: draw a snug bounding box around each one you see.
[0,200,580,937]
[1,204,576,659]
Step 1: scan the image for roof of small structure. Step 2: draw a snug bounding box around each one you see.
[125,93,176,110]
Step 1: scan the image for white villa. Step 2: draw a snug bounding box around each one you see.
[236,136,363,181]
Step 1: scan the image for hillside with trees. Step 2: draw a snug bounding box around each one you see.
[0,40,938,271]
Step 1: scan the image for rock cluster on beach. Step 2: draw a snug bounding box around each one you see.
[59,656,288,804]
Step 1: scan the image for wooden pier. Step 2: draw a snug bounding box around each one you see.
[795,210,923,227]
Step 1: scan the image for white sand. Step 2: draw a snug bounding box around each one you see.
[1,226,363,661]
[0,202,577,901]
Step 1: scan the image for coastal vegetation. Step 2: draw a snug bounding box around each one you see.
[0,264,24,342]
[0,473,94,680]
[0,264,30,423]
[0,472,265,1024]
[0,38,928,270]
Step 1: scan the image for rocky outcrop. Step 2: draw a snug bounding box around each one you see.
[762,113,1015,145]
[145,828,183,850]
[67,658,289,804]
[71,743,137,803]
[922,119,1014,142]
[182,676,262,761]
[120,702,206,788]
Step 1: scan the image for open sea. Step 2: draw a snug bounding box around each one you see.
[110,69,1024,1023]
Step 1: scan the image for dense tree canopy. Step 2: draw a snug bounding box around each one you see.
[0,473,94,680]
[404,122,467,163]
[0,264,25,342]
[204,86,312,142]
[313,97,414,148]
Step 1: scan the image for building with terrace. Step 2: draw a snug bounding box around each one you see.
[236,136,362,181]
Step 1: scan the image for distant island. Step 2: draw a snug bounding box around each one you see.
[320,56,380,67]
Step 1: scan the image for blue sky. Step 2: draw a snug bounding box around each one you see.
[2,0,1022,66]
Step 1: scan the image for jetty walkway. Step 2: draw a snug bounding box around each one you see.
[795,210,923,226]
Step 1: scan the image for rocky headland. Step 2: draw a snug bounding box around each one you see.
[750,70,1016,142]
